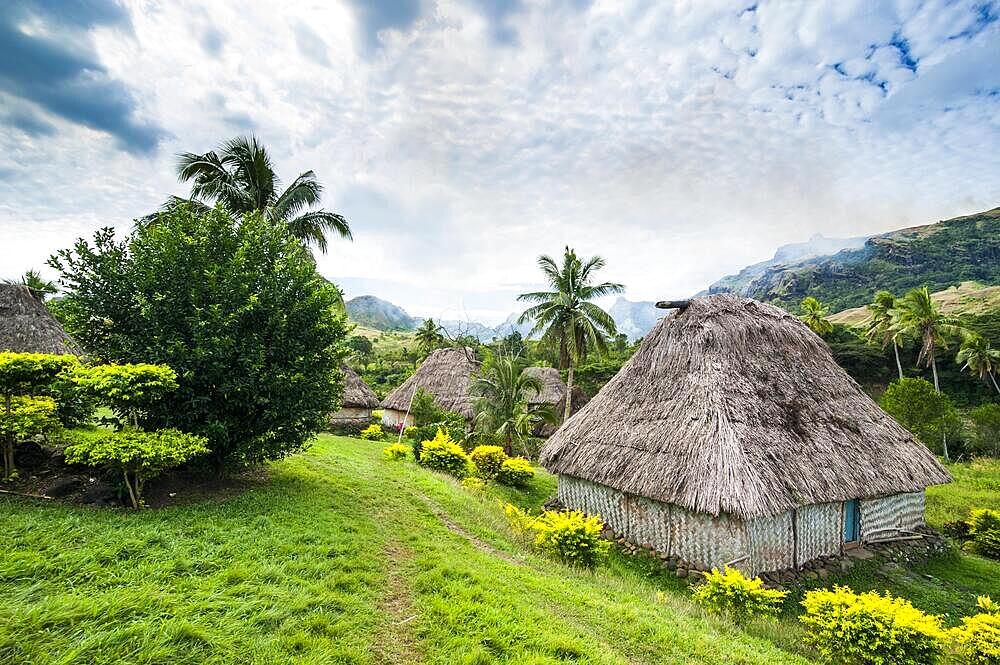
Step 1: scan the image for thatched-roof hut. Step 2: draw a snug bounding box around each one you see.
[523,366,588,437]
[0,284,83,356]
[381,347,480,428]
[330,364,379,426]
[541,294,951,574]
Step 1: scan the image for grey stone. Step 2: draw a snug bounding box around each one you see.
[45,477,82,497]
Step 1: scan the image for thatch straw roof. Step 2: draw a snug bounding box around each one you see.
[340,364,379,409]
[524,367,566,406]
[0,284,83,356]
[540,294,951,520]
[381,347,480,419]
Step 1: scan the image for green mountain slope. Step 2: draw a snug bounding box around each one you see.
[346,295,416,331]
[711,207,1000,311]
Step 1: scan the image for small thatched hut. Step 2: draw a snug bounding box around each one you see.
[381,347,480,428]
[523,366,587,437]
[541,295,951,575]
[330,364,379,426]
[0,284,83,356]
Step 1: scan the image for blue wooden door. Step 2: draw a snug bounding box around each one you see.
[844,500,860,542]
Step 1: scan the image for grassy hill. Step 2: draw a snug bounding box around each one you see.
[350,324,418,355]
[715,207,1000,312]
[830,281,1000,326]
[2,435,998,663]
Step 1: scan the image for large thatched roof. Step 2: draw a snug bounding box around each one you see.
[524,366,566,406]
[0,284,83,356]
[381,347,480,419]
[340,364,379,409]
[541,294,951,520]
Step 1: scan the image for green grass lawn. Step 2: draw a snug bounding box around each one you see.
[1,436,998,664]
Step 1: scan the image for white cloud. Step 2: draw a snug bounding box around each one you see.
[1,0,998,317]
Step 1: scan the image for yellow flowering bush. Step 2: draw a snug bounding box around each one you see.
[360,423,385,441]
[800,586,947,665]
[469,445,507,480]
[461,477,486,491]
[503,503,609,568]
[691,566,787,622]
[418,428,470,478]
[949,596,1000,665]
[497,457,534,486]
[381,443,408,461]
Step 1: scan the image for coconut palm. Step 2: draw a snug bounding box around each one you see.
[5,270,57,302]
[471,351,556,455]
[957,334,1000,395]
[891,287,968,393]
[865,290,905,380]
[517,248,624,421]
[163,135,351,253]
[799,296,833,336]
[415,319,444,354]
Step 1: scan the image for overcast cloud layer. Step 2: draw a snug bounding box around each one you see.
[1,0,999,323]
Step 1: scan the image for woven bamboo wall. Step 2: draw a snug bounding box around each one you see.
[330,407,372,421]
[794,502,841,567]
[380,409,414,428]
[746,512,793,572]
[860,491,925,540]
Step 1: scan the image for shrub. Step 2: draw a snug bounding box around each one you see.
[497,457,534,486]
[461,477,486,491]
[408,415,467,458]
[504,504,610,568]
[691,566,787,622]
[949,596,1000,665]
[470,445,507,480]
[381,443,408,461]
[418,429,470,478]
[65,428,209,508]
[360,423,385,441]
[50,208,349,474]
[71,363,178,428]
[0,396,61,480]
[799,586,947,665]
[969,509,1000,559]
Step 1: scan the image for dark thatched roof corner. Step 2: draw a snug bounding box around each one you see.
[339,364,379,409]
[381,347,481,420]
[539,294,951,520]
[0,284,84,356]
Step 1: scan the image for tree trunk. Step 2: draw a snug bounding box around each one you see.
[564,364,575,423]
[893,341,903,380]
[990,371,1000,396]
[931,356,940,392]
[123,469,139,509]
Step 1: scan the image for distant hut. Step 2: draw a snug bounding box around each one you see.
[330,364,379,427]
[541,295,951,575]
[381,347,480,428]
[523,366,587,437]
[0,284,83,356]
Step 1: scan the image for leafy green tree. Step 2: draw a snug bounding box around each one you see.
[518,248,624,421]
[799,296,833,336]
[65,429,209,508]
[415,319,445,355]
[471,351,556,455]
[865,290,904,380]
[880,377,962,459]
[5,270,58,302]
[71,363,178,428]
[158,135,351,254]
[347,335,374,365]
[49,205,349,474]
[969,403,1000,458]
[957,334,1000,395]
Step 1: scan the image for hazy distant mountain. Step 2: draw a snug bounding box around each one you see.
[608,297,663,340]
[346,295,416,331]
[707,233,869,296]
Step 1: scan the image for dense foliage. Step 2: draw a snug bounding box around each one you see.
[968,509,1000,559]
[417,429,471,478]
[691,566,787,622]
[71,363,178,428]
[970,405,1000,458]
[0,396,60,479]
[949,596,1000,665]
[359,424,385,441]
[469,445,506,480]
[505,504,610,568]
[799,586,947,665]
[471,352,553,455]
[497,457,535,486]
[65,428,209,508]
[381,443,408,461]
[880,378,962,455]
[49,206,348,473]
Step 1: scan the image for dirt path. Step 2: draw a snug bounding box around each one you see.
[372,541,423,665]
[413,492,521,564]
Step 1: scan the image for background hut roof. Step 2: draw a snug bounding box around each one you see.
[540,294,951,520]
[524,366,566,405]
[0,284,83,356]
[381,347,481,419]
[340,364,379,409]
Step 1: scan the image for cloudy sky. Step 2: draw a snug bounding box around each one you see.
[2,0,999,323]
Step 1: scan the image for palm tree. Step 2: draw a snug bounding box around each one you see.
[518,248,624,421]
[892,286,968,462]
[5,270,57,302]
[471,351,556,455]
[865,290,904,380]
[164,135,351,253]
[415,319,444,354]
[799,296,833,336]
[957,334,1000,395]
